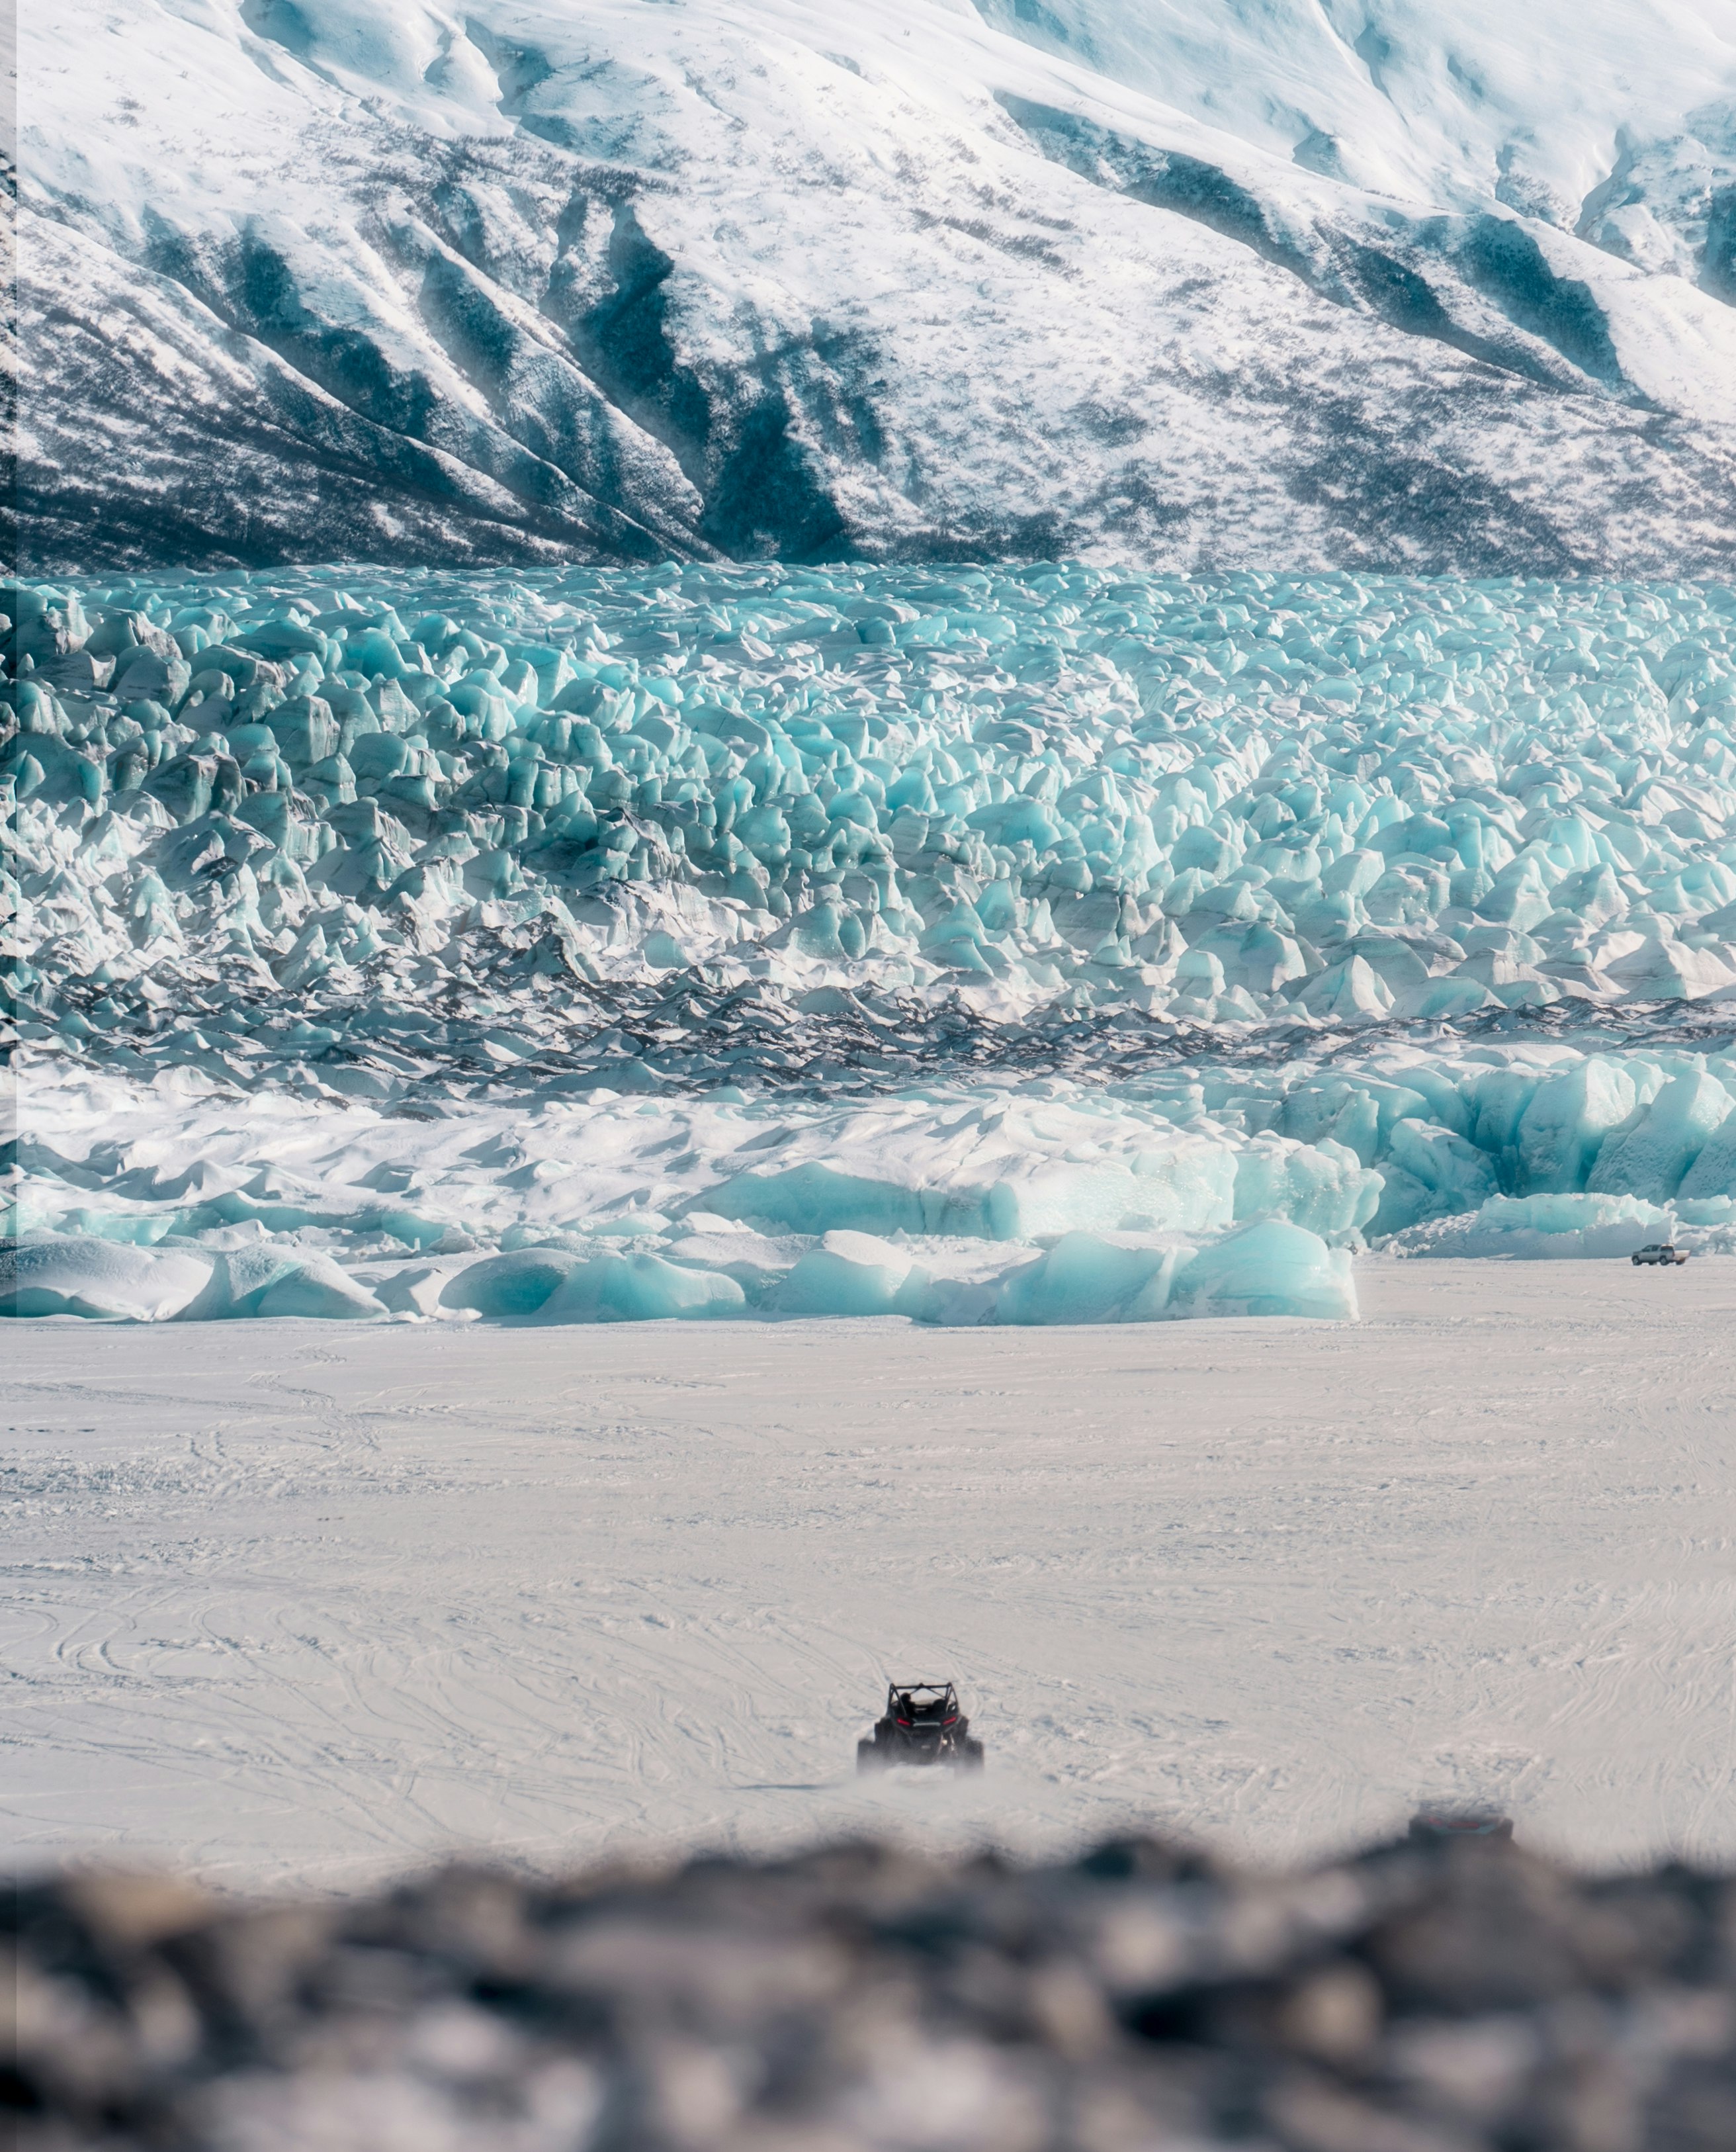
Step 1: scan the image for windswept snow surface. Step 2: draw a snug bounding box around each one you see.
[16,0,1736,572]
[6,1264,1736,1888]
[8,564,1736,1327]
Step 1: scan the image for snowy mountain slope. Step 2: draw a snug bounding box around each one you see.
[17,0,1736,573]
[974,0,1736,253]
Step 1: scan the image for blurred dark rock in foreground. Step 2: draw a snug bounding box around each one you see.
[9,1833,1736,2149]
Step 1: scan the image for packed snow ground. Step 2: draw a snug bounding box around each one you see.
[18,0,1736,572]
[3,1261,1733,1892]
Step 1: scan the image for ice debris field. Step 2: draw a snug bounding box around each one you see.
[7,563,1736,1327]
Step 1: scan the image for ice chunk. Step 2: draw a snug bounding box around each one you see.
[1400,1191,1676,1259]
[1170,1220,1357,1320]
[1370,1118,1498,1236]
[988,1139,1238,1240]
[1291,956,1394,1022]
[0,1237,212,1320]
[177,1245,382,1319]
[1231,1134,1380,1240]
[439,1250,582,1318]
[707,1161,990,1239]
[779,1231,912,1316]
[1516,1057,1639,1193]
[1604,941,1736,1002]
[1586,1072,1734,1200]
[1393,976,1500,1020]
[994,1232,1181,1325]
[1678,1117,1736,1201]
[541,1253,746,1321]
[902,1274,1002,1326]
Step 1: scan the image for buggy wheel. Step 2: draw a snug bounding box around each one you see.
[959,1737,985,1773]
[857,1738,884,1775]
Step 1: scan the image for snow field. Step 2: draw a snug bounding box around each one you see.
[7,1259,1736,1889]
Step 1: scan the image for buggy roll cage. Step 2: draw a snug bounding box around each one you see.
[887,1681,960,1718]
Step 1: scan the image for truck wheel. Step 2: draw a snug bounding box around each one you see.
[857,1739,883,1775]
[959,1738,985,1773]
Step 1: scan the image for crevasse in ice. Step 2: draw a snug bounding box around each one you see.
[5,565,1735,1323]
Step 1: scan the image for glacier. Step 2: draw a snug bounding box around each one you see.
[15,0,1736,575]
[6,560,1736,1325]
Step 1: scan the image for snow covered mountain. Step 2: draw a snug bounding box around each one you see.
[17,0,1736,574]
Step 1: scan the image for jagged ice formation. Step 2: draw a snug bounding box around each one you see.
[5,563,1736,1324]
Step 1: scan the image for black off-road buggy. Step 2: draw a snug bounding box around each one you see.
[857,1681,984,1773]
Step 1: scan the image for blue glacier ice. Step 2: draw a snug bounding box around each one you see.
[5,564,1735,1324]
